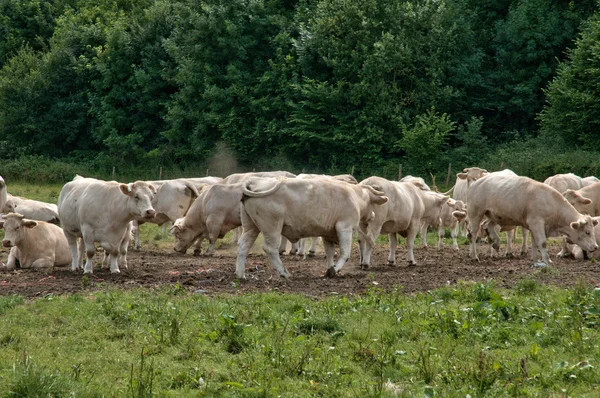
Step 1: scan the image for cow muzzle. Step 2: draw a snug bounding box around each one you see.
[144,209,156,219]
[2,240,13,248]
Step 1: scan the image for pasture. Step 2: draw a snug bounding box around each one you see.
[0,183,599,396]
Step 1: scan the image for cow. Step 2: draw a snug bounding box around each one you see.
[544,173,584,193]
[57,176,156,274]
[3,194,59,224]
[565,217,600,259]
[0,177,6,216]
[436,198,467,250]
[400,175,431,191]
[464,170,598,265]
[359,176,447,267]
[449,167,488,236]
[171,183,244,256]
[563,182,600,217]
[582,176,600,187]
[0,213,71,270]
[236,178,388,279]
[224,171,296,254]
[131,179,201,250]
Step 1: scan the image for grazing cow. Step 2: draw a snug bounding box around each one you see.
[236,178,388,279]
[131,179,200,250]
[359,176,447,267]
[57,176,156,274]
[0,213,71,270]
[464,170,598,264]
[3,194,59,224]
[450,167,488,235]
[171,183,243,256]
[544,173,584,193]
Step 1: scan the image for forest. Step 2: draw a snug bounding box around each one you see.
[2,0,600,182]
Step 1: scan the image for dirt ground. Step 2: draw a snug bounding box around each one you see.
[1,241,599,298]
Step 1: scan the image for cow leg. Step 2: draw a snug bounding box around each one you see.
[101,251,110,269]
[82,235,97,274]
[309,237,319,257]
[388,233,398,265]
[236,209,260,279]
[5,247,18,270]
[279,237,288,255]
[438,225,445,250]
[468,215,484,261]
[288,241,299,256]
[505,229,514,258]
[406,223,420,266]
[31,257,53,269]
[557,237,570,258]
[297,238,306,257]
[420,221,428,248]
[192,235,204,256]
[327,225,353,276]
[77,237,85,270]
[322,239,335,271]
[360,223,381,269]
[132,220,142,251]
[64,231,80,271]
[528,223,550,265]
[263,232,290,278]
[451,223,459,250]
[206,215,225,256]
[232,227,240,245]
[118,225,131,269]
[520,227,529,256]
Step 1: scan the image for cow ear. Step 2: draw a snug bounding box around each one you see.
[119,184,132,196]
[23,220,38,228]
[148,184,157,194]
[457,173,467,180]
[570,221,580,230]
[580,196,592,205]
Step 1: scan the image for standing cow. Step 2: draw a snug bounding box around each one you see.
[236,178,388,279]
[58,176,156,274]
[0,213,71,269]
[465,170,598,265]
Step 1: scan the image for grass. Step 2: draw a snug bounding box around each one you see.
[0,283,599,396]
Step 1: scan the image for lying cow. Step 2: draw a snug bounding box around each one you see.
[0,213,71,269]
[544,173,584,193]
[171,183,243,256]
[465,170,598,264]
[359,176,447,267]
[565,217,600,259]
[58,176,156,274]
[3,194,59,224]
[236,178,388,279]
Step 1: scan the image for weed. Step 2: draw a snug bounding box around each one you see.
[128,348,154,398]
[7,354,73,397]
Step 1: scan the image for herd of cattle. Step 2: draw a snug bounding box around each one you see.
[0,169,599,278]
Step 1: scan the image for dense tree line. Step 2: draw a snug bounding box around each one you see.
[0,0,598,179]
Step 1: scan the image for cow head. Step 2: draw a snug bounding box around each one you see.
[3,199,16,213]
[120,181,156,220]
[566,215,599,253]
[0,176,5,189]
[457,167,488,182]
[170,218,201,254]
[563,189,593,214]
[0,213,37,248]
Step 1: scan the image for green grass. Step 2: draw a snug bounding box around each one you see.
[0,283,599,396]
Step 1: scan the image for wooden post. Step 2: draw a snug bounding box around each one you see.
[206,168,209,176]
[445,163,452,186]
[159,167,162,180]
[351,165,355,176]
[398,164,402,180]
[112,166,115,179]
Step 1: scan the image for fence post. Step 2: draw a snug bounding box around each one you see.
[445,163,452,186]
[206,168,209,176]
[112,166,115,180]
[351,165,355,176]
[398,164,402,180]
[159,167,162,180]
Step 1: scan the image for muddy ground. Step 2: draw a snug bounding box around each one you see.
[1,241,599,298]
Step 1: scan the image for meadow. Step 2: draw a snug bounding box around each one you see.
[0,184,599,397]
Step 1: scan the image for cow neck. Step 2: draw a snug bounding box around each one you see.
[16,225,45,266]
[555,199,582,236]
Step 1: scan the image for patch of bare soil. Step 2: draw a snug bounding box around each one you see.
[1,243,599,298]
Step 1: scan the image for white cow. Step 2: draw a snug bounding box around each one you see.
[464,170,598,264]
[171,183,243,256]
[236,178,388,279]
[131,179,200,250]
[57,176,156,274]
[0,177,7,216]
[3,194,59,224]
[544,173,584,193]
[436,198,466,250]
[450,167,488,236]
[359,176,447,267]
[400,175,431,191]
[0,213,71,270]
[582,176,600,187]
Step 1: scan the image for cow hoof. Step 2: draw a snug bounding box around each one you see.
[111,269,121,274]
[308,251,316,257]
[360,264,369,270]
[325,267,337,278]
[492,242,500,251]
[193,249,201,257]
[505,253,514,259]
[387,260,396,266]
[408,261,416,267]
